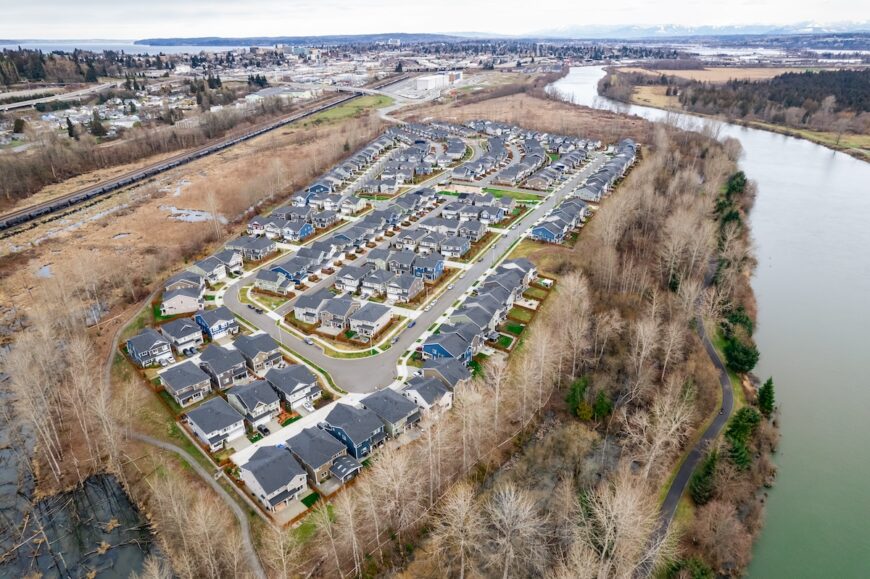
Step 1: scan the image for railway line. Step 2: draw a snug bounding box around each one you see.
[0,73,410,233]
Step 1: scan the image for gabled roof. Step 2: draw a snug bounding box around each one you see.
[403,376,450,405]
[364,269,394,285]
[337,265,368,282]
[295,288,335,311]
[199,344,246,374]
[425,332,472,358]
[351,303,391,323]
[160,317,202,339]
[423,358,472,388]
[196,306,236,328]
[266,365,317,397]
[165,270,203,290]
[192,256,224,274]
[161,361,210,393]
[186,397,243,433]
[288,427,345,469]
[163,286,201,303]
[128,328,168,352]
[388,273,419,291]
[323,404,383,444]
[233,333,279,359]
[242,446,305,496]
[321,297,357,318]
[228,380,279,412]
[213,249,242,265]
[362,388,419,424]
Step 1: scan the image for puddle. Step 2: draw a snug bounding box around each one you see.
[36,264,53,278]
[160,204,227,224]
[158,178,191,197]
[112,232,131,239]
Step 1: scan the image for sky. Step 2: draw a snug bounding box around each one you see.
[2,0,868,40]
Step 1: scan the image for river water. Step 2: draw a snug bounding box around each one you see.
[551,67,870,577]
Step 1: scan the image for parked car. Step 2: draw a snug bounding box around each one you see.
[408,321,416,328]
[304,337,314,345]
[257,425,271,436]
[302,400,315,413]
[448,284,455,290]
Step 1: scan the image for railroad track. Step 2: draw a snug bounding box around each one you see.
[0,73,411,234]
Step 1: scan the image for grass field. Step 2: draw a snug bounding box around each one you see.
[483,187,543,202]
[619,66,832,83]
[303,95,394,126]
[508,306,533,322]
[523,286,548,301]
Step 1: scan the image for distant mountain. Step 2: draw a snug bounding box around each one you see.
[135,33,466,46]
[533,22,870,39]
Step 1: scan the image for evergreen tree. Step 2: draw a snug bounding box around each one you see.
[566,377,589,418]
[689,450,718,505]
[592,390,612,420]
[12,118,25,133]
[758,377,775,417]
[85,63,98,83]
[89,110,107,137]
[65,117,76,139]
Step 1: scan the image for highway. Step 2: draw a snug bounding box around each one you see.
[219,152,607,393]
[0,81,122,112]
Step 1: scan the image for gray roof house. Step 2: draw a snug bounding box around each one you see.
[288,427,361,485]
[213,249,244,275]
[293,288,335,324]
[361,388,422,437]
[321,404,387,459]
[265,365,322,408]
[194,306,240,340]
[189,256,227,287]
[402,376,453,416]
[185,397,245,452]
[199,344,248,390]
[160,286,204,317]
[386,274,424,304]
[335,265,368,294]
[240,447,308,512]
[126,328,174,368]
[349,303,393,339]
[422,358,472,390]
[227,379,281,427]
[319,297,359,331]
[159,317,204,354]
[160,361,212,408]
[233,333,282,374]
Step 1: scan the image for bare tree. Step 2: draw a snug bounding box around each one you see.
[483,483,551,579]
[260,525,305,579]
[429,482,485,579]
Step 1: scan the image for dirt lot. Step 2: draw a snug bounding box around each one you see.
[618,65,845,83]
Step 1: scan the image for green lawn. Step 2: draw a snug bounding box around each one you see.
[508,307,533,322]
[253,292,289,310]
[483,188,543,202]
[438,190,461,197]
[505,323,525,336]
[497,334,514,348]
[523,286,549,301]
[302,491,321,509]
[282,415,302,427]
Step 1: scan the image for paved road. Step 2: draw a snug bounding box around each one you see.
[222,153,606,393]
[649,317,734,568]
[131,433,268,579]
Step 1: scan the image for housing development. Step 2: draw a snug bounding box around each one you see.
[123,116,637,522]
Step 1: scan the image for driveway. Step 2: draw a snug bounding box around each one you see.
[221,152,607,393]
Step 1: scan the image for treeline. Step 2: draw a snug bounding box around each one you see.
[0,95,302,205]
[0,48,160,85]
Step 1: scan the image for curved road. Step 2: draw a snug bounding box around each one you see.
[656,317,735,537]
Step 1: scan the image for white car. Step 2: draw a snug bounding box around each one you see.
[448,284,455,290]
[424,305,432,312]
[459,273,466,279]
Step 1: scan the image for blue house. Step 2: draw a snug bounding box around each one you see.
[421,332,473,364]
[320,404,386,459]
[283,221,314,242]
[307,181,332,195]
[271,256,312,283]
[194,306,240,340]
[530,222,565,244]
[412,253,445,281]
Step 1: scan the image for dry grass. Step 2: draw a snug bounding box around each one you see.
[618,66,847,83]
[632,85,683,109]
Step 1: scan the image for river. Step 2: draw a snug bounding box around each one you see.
[551,66,870,577]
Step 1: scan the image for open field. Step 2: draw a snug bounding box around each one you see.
[618,65,844,83]
[302,94,393,126]
[631,85,683,109]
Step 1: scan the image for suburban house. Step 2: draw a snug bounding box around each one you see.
[213,249,244,275]
[386,274,424,304]
[240,447,308,512]
[160,287,203,317]
[361,388,422,438]
[499,258,538,287]
[530,221,566,243]
[412,253,445,281]
[126,328,174,367]
[423,358,472,390]
[439,236,471,258]
[271,256,313,284]
[165,271,204,294]
[254,269,293,295]
[227,380,281,427]
[293,288,334,324]
[189,256,227,287]
[361,269,394,297]
[159,317,204,354]
[159,361,212,408]
[199,344,248,390]
[195,306,240,340]
[265,365,322,409]
[421,331,473,363]
[233,333,282,374]
[387,250,417,275]
[320,403,387,459]
[365,248,391,271]
[288,427,362,486]
[402,376,453,416]
[225,236,277,261]
[319,298,359,331]
[184,397,246,452]
[349,303,392,340]
[282,220,315,242]
[334,265,368,294]
[340,196,367,215]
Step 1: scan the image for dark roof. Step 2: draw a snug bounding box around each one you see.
[196,306,236,328]
[330,454,363,479]
[403,376,450,405]
[233,333,279,359]
[228,380,279,412]
[288,427,345,468]
[199,344,246,374]
[186,397,243,433]
[127,328,168,352]
[160,317,201,340]
[323,404,383,444]
[351,303,391,323]
[361,388,418,424]
[295,288,334,311]
[423,358,472,388]
[161,361,210,393]
[425,332,471,357]
[321,297,357,317]
[265,365,317,397]
[242,446,305,496]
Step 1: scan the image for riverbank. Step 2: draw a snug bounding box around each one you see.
[602,67,870,162]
